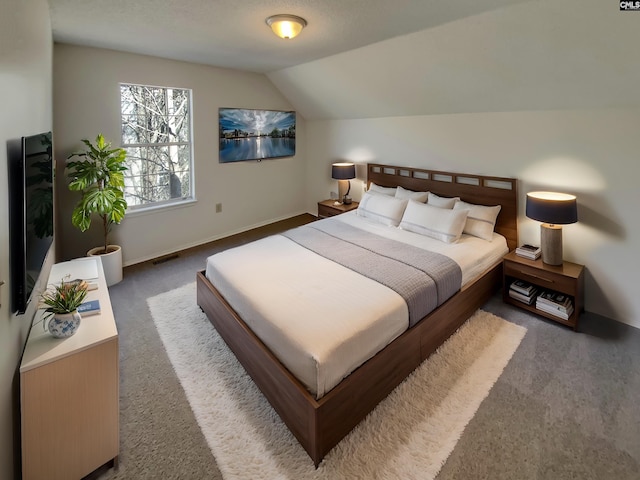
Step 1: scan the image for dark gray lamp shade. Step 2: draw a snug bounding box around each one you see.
[526,191,577,266]
[526,192,577,225]
[331,163,356,180]
[332,162,356,204]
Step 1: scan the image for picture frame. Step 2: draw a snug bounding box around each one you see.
[218,108,296,163]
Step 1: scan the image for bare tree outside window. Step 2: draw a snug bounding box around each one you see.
[120,83,193,209]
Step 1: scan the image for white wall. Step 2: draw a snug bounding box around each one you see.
[0,1,53,477]
[304,110,640,328]
[54,44,306,265]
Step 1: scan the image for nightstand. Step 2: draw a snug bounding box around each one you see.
[503,251,584,330]
[317,199,359,219]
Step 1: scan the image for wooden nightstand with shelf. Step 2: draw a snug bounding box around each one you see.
[503,251,584,330]
[317,199,359,219]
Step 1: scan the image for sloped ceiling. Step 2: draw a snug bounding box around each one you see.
[48,0,526,73]
[49,0,640,120]
[267,0,640,119]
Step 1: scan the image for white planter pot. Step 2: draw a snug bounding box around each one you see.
[87,244,123,286]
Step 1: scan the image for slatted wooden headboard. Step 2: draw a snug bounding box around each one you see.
[367,163,518,251]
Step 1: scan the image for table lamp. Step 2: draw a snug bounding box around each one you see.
[525,191,578,266]
[332,163,356,204]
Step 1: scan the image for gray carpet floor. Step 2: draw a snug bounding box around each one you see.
[97,214,640,479]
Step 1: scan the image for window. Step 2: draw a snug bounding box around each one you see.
[120,83,193,209]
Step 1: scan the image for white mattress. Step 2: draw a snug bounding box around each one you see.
[205,213,508,399]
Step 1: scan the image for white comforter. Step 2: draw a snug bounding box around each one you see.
[205,212,508,398]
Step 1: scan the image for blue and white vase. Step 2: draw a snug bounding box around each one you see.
[47,311,81,338]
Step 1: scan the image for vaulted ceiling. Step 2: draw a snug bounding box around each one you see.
[49,0,640,120]
[48,0,527,72]
[267,0,640,119]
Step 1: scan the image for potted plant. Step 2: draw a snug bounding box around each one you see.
[67,134,128,286]
[41,277,88,338]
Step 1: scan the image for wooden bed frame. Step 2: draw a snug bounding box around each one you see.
[196,163,518,466]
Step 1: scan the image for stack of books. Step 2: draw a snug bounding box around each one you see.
[508,280,538,305]
[516,244,541,260]
[536,291,574,320]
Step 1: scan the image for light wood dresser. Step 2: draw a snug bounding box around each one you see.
[20,257,119,480]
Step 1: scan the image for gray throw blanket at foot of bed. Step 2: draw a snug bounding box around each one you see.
[282,219,461,327]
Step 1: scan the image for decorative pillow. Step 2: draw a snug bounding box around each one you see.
[395,186,429,203]
[368,182,397,196]
[400,200,468,243]
[427,192,460,209]
[357,192,408,227]
[453,201,502,241]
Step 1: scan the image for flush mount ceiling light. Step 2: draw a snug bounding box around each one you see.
[266,14,307,39]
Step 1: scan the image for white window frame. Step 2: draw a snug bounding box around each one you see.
[119,82,195,212]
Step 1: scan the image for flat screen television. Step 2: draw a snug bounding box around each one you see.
[8,131,54,314]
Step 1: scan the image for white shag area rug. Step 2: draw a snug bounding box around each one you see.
[149,282,526,480]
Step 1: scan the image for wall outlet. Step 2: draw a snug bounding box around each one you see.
[330,191,338,200]
[215,203,222,213]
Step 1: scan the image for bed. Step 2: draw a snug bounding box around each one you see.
[196,163,518,466]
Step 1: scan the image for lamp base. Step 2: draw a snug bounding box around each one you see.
[540,223,563,266]
[337,179,350,203]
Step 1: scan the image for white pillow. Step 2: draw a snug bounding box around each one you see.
[400,200,468,243]
[453,201,502,241]
[357,192,408,227]
[368,182,397,196]
[427,192,460,209]
[395,186,429,203]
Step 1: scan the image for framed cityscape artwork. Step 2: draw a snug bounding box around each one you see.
[218,108,296,163]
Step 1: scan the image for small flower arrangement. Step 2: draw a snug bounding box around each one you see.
[40,276,88,323]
